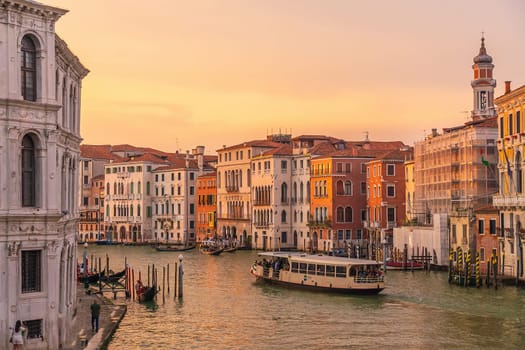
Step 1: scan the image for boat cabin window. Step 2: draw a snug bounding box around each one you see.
[291,262,299,273]
[299,263,307,274]
[316,264,325,276]
[307,264,315,275]
[336,266,346,278]
[349,267,357,277]
[326,265,335,277]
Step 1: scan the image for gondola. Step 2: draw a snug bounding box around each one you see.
[79,271,105,284]
[138,285,157,302]
[100,268,126,282]
[155,243,196,252]
[200,246,224,255]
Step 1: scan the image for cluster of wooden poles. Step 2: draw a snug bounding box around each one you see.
[448,247,498,289]
[82,253,184,301]
[124,258,184,302]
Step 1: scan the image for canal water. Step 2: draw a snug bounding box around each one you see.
[81,245,525,349]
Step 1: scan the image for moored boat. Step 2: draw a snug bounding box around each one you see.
[250,252,385,294]
[385,260,424,270]
[138,286,157,302]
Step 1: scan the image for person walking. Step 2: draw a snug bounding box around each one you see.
[90,299,101,333]
[11,320,26,350]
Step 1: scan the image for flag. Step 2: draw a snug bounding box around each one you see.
[502,144,512,178]
[481,155,489,167]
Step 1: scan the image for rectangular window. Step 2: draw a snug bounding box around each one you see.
[345,163,351,173]
[281,231,287,243]
[480,247,485,262]
[105,168,111,174]
[190,221,195,229]
[345,230,351,240]
[356,229,362,240]
[478,219,485,234]
[171,173,175,181]
[24,319,43,340]
[500,117,504,138]
[83,175,89,185]
[146,206,152,218]
[190,203,195,214]
[452,224,457,243]
[387,207,395,222]
[161,174,165,181]
[190,172,195,180]
[336,163,343,173]
[22,250,41,293]
[387,164,395,176]
[94,197,99,206]
[361,209,366,222]
[84,160,89,169]
[337,230,344,240]
[155,174,159,182]
[361,182,366,195]
[489,219,497,235]
[387,185,395,197]
[190,186,194,195]
[509,113,513,135]
[83,197,88,206]
[178,173,181,180]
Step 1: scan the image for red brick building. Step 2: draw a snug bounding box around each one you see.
[366,149,412,259]
[475,206,500,274]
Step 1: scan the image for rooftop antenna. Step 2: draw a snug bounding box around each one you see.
[364,131,369,142]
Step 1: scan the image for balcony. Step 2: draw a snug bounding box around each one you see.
[386,221,396,229]
[493,194,525,208]
[307,219,332,228]
[226,186,239,193]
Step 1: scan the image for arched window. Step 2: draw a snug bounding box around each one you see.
[336,180,344,195]
[130,204,134,217]
[281,210,287,223]
[21,36,37,101]
[106,204,109,217]
[62,77,67,127]
[281,183,288,203]
[345,181,352,195]
[146,181,151,195]
[336,207,344,222]
[113,182,117,195]
[345,207,353,222]
[138,181,142,194]
[137,204,141,217]
[293,182,297,203]
[21,135,36,206]
[106,182,110,195]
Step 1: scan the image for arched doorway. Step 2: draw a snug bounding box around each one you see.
[119,226,126,241]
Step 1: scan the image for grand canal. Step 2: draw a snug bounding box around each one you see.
[81,245,525,349]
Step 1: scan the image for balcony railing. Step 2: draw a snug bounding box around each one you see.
[493,194,525,208]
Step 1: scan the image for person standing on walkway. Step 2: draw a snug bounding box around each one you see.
[90,299,101,333]
[11,320,26,350]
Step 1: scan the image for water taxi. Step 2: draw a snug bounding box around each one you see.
[250,252,385,294]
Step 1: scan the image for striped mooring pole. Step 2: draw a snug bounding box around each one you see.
[465,249,471,287]
[457,247,463,286]
[448,248,453,283]
[475,251,481,288]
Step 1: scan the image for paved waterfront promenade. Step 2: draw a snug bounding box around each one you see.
[63,284,126,349]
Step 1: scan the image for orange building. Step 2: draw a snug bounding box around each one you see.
[79,175,105,242]
[196,172,217,242]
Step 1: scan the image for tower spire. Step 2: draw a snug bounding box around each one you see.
[471,35,496,120]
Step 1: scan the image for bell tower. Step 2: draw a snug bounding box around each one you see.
[471,36,496,120]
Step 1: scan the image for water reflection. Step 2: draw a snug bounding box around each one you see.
[79,246,525,349]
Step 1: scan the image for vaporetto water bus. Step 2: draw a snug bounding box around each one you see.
[250,252,385,294]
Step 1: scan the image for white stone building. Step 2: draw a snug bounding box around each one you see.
[152,148,213,244]
[250,144,311,250]
[0,1,88,348]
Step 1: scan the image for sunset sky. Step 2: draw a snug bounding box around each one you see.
[44,0,525,153]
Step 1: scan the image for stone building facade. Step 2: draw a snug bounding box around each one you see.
[0,1,88,348]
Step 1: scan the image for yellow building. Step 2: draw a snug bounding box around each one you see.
[493,81,525,279]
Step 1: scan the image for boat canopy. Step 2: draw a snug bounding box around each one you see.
[256,252,382,266]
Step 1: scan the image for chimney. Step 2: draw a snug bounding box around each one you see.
[432,128,438,137]
[505,81,512,94]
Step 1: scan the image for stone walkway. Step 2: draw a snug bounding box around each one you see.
[63,284,127,350]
